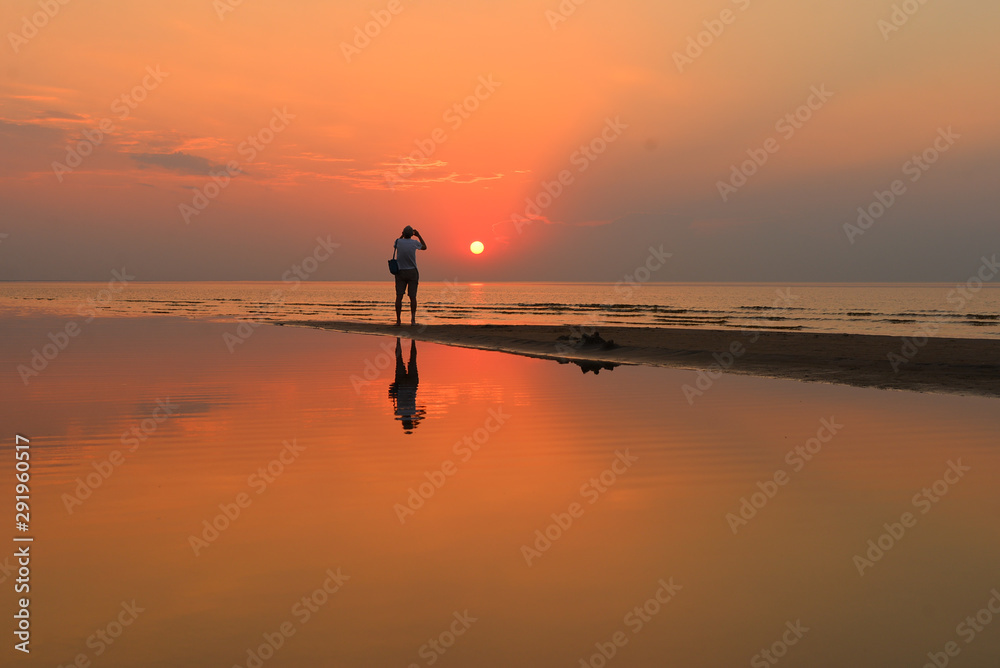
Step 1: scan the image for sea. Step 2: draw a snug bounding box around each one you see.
[2,283,999,666]
[2,281,999,338]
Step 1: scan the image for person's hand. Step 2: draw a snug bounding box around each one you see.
[412,229,420,236]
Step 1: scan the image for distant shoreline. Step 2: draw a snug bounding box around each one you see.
[282,321,1000,398]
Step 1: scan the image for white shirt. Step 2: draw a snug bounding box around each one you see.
[395,238,423,271]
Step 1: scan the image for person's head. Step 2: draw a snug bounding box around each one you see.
[401,225,414,238]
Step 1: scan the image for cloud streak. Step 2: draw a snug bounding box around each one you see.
[130,152,226,175]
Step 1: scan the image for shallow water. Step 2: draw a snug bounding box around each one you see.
[3,280,1000,339]
[2,315,999,667]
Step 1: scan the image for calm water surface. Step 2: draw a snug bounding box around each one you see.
[1,315,999,666]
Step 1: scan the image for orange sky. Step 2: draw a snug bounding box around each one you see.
[1,0,999,281]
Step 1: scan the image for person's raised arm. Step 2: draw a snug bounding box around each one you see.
[413,229,427,250]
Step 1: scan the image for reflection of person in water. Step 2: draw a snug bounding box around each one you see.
[388,338,426,433]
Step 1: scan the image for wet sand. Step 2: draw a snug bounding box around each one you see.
[283,321,1000,397]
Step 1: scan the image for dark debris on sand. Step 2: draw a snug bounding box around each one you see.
[556,329,620,351]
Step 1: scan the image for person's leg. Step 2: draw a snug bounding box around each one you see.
[394,276,405,325]
[408,276,418,325]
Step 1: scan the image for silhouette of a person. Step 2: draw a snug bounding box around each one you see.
[388,338,426,433]
[394,225,427,326]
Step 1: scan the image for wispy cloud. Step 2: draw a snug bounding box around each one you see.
[0,119,65,141]
[331,158,505,190]
[294,151,355,163]
[34,110,86,121]
[130,151,227,175]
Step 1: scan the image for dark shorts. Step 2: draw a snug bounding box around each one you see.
[395,268,419,297]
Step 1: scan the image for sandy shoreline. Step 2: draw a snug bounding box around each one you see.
[281,321,1000,397]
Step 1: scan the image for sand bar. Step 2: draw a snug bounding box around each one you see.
[282,321,1000,397]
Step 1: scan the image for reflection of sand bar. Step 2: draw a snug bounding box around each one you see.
[281,321,1000,398]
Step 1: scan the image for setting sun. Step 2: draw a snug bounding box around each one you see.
[470,241,485,255]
